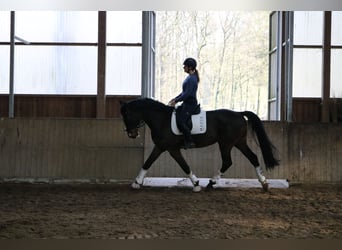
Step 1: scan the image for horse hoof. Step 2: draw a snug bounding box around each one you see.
[131,181,141,189]
[193,185,201,192]
[206,180,216,189]
[261,181,269,192]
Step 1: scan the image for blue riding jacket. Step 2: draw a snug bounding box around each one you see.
[174,74,199,129]
[175,74,198,106]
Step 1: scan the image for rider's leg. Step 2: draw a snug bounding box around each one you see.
[178,123,195,149]
[176,107,195,149]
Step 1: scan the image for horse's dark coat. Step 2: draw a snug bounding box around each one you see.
[120,98,279,185]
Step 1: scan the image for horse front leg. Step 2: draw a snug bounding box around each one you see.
[132,146,164,189]
[168,149,201,192]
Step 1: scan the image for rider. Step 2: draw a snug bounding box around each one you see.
[168,57,200,149]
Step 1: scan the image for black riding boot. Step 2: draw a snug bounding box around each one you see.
[180,124,196,149]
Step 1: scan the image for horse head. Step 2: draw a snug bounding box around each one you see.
[120,101,144,139]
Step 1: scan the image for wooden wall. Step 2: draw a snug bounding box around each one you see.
[292,98,342,122]
[0,118,144,181]
[144,122,342,183]
[0,118,341,184]
[292,98,321,122]
[0,95,138,118]
[330,98,342,123]
[1,95,341,122]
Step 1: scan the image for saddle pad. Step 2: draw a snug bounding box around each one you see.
[171,110,207,135]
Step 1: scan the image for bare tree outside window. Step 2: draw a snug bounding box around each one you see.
[155,11,269,119]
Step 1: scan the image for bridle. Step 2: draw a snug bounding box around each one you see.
[123,118,145,138]
[123,120,145,132]
[121,102,145,138]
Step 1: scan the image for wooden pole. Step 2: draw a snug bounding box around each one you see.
[97,11,106,118]
[9,11,15,118]
[321,11,331,122]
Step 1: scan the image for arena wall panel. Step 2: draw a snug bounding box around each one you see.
[144,122,342,183]
[0,118,144,182]
[0,118,341,183]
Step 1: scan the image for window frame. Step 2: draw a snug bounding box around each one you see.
[268,11,341,122]
[0,11,155,118]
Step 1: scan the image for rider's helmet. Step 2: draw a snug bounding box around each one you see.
[183,58,197,70]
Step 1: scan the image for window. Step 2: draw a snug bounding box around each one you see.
[292,49,322,97]
[0,11,10,42]
[106,47,141,95]
[106,11,142,95]
[268,11,342,122]
[331,11,342,45]
[0,11,10,93]
[292,11,323,98]
[331,11,342,98]
[293,11,323,45]
[268,11,280,120]
[0,11,144,95]
[15,11,98,43]
[0,11,98,95]
[0,47,9,93]
[14,46,97,94]
[331,50,342,98]
[107,11,142,43]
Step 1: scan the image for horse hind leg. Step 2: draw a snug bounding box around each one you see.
[207,144,232,189]
[235,141,269,191]
[168,149,201,192]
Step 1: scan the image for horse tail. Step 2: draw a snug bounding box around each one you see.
[241,111,280,170]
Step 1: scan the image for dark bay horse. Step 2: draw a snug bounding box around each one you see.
[120,98,279,192]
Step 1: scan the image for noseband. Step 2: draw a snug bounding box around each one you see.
[123,120,145,133]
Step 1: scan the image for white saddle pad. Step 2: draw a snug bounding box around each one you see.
[171,110,207,135]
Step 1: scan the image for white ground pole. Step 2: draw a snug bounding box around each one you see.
[0,177,289,188]
[142,177,289,189]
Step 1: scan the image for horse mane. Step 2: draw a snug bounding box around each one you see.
[128,98,174,114]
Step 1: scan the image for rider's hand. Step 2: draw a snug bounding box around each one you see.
[168,99,176,107]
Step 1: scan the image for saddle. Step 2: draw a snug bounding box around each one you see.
[171,105,207,135]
